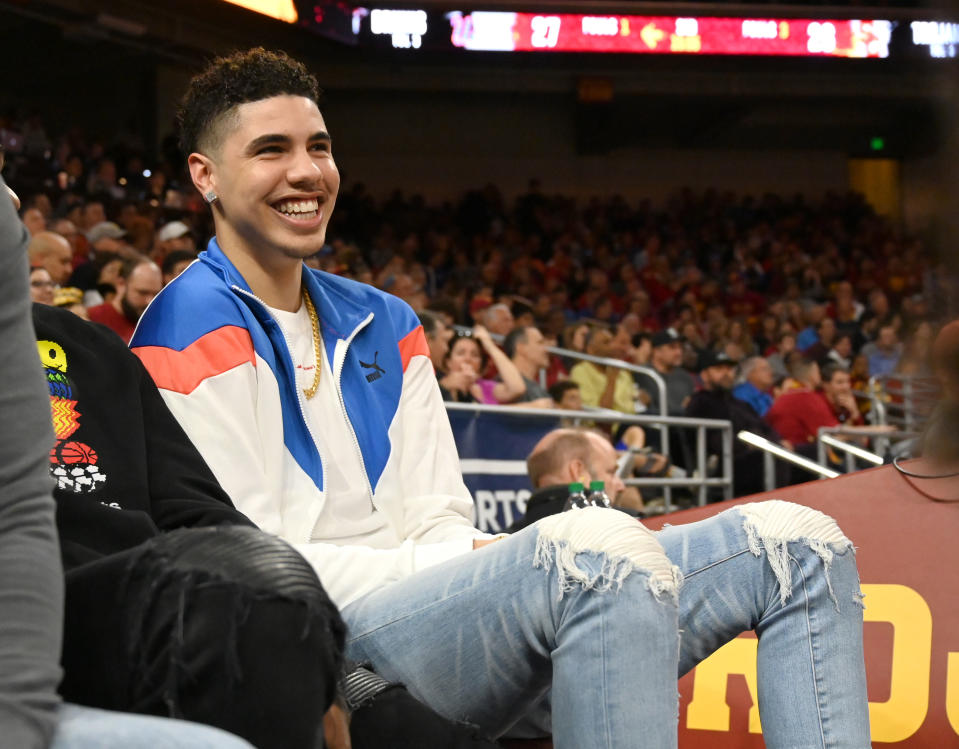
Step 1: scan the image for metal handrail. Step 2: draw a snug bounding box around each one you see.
[818,433,883,471]
[445,401,733,510]
[815,424,918,471]
[737,431,839,491]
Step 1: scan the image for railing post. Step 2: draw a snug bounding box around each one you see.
[817,433,828,478]
[696,425,707,507]
[722,425,734,501]
[904,377,914,432]
[763,450,776,492]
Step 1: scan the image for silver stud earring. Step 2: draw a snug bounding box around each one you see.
[204,190,218,204]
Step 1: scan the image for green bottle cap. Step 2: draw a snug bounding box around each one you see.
[569,482,584,492]
[589,480,605,491]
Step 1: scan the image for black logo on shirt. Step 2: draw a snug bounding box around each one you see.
[360,352,386,383]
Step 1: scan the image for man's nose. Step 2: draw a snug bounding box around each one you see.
[287,148,323,186]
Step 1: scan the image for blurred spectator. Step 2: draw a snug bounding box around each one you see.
[52,286,89,320]
[154,220,196,263]
[549,381,583,412]
[896,320,934,376]
[503,325,553,405]
[765,362,863,446]
[21,207,46,235]
[796,304,827,351]
[803,316,837,363]
[480,303,514,336]
[732,356,775,418]
[417,309,453,372]
[85,221,128,257]
[28,266,55,305]
[161,249,197,286]
[825,333,854,369]
[767,330,797,378]
[27,231,73,285]
[686,350,785,497]
[440,327,525,404]
[862,325,902,377]
[87,257,162,343]
[860,289,901,341]
[636,329,695,416]
[569,326,637,419]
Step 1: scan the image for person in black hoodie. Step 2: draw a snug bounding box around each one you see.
[34,301,346,749]
[684,350,789,497]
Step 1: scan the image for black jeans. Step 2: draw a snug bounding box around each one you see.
[60,526,345,749]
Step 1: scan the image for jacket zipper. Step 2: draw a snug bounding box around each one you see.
[232,284,376,511]
[334,312,375,510]
[231,285,328,496]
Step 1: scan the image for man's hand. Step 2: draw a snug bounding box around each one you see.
[471,324,493,345]
[473,536,505,550]
[323,702,352,749]
[836,392,860,415]
[440,368,477,393]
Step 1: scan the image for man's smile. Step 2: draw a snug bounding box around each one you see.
[272,197,321,221]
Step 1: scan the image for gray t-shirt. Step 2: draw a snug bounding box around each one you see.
[0,177,63,749]
[636,367,697,416]
[518,375,550,402]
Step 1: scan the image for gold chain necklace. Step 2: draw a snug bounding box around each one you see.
[302,289,321,399]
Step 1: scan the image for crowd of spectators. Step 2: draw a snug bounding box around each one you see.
[5,112,952,502]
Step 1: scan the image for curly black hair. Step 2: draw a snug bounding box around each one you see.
[178,47,321,157]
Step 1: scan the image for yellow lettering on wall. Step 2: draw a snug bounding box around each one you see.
[947,652,959,734]
[863,584,932,742]
[686,638,762,733]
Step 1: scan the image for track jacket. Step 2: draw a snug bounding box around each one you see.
[131,239,486,608]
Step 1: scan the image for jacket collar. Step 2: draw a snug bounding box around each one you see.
[200,237,372,342]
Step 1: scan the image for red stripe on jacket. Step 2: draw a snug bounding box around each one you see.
[133,325,255,394]
[398,326,429,372]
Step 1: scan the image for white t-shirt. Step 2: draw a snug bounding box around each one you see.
[267,302,399,548]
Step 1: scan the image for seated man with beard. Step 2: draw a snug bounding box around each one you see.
[87,256,162,343]
[684,350,788,497]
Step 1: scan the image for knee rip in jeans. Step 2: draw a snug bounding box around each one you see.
[533,507,681,603]
[736,500,864,611]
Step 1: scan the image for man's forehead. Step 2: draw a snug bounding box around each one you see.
[223,95,327,144]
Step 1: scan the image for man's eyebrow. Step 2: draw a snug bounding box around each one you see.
[246,134,290,153]
[245,131,331,153]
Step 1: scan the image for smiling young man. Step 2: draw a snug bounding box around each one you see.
[133,49,872,748]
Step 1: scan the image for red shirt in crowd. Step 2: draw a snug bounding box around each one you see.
[87,303,136,344]
[764,389,851,444]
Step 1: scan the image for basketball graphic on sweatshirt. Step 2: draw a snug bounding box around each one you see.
[38,339,107,494]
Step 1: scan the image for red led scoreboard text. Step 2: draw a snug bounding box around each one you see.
[448,12,892,58]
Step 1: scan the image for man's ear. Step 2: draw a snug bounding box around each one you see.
[568,458,589,485]
[187,152,216,198]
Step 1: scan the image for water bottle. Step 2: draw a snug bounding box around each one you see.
[563,482,589,511]
[587,480,612,508]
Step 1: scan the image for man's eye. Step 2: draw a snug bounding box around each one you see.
[257,146,283,155]
[310,142,331,153]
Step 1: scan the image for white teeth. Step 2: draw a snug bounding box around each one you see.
[275,198,319,215]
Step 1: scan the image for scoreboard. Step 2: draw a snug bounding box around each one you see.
[217,2,959,60]
[447,13,892,58]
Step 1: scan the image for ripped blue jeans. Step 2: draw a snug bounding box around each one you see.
[342,501,869,749]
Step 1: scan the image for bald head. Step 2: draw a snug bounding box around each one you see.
[526,428,626,499]
[28,232,73,284]
[527,429,591,489]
